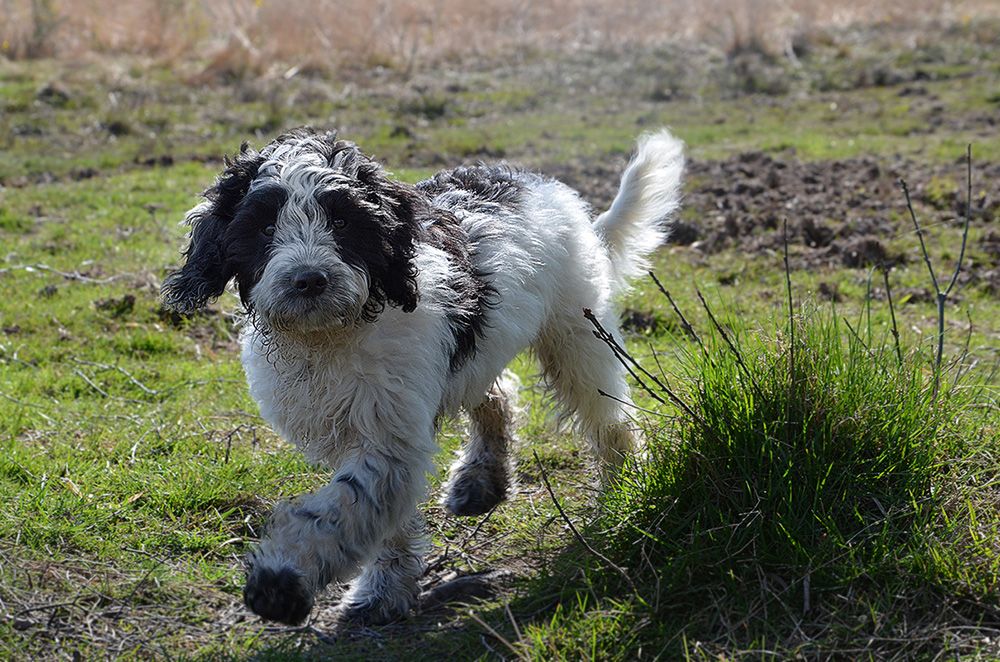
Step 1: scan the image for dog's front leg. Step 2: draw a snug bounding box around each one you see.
[243,447,429,625]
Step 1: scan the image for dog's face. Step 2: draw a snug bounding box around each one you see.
[162,129,421,333]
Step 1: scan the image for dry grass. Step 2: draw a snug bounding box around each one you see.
[2,0,998,75]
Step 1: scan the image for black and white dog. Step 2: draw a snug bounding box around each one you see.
[161,127,684,626]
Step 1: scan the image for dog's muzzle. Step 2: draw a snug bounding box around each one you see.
[291,269,329,298]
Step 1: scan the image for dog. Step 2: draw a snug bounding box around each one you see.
[160,127,684,626]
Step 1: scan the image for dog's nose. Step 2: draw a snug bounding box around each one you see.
[292,270,328,297]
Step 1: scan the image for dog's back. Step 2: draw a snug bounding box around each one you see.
[418,132,685,415]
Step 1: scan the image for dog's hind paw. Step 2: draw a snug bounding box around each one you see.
[244,565,314,625]
[443,459,508,517]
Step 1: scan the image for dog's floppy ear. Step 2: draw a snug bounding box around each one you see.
[161,145,265,312]
[354,161,423,319]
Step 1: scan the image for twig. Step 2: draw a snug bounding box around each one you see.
[695,290,761,394]
[899,145,973,399]
[5,263,132,284]
[648,271,700,343]
[583,308,702,425]
[597,388,668,417]
[73,369,110,398]
[782,219,795,380]
[0,392,54,424]
[70,358,159,396]
[532,451,639,597]
[882,268,903,367]
[782,219,796,445]
[584,309,667,405]
[842,317,873,356]
[14,599,80,617]
[901,179,940,292]
[467,609,524,659]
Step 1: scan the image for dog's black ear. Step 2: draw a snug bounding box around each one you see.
[161,145,265,312]
[355,162,422,320]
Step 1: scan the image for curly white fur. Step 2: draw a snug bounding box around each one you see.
[164,128,685,626]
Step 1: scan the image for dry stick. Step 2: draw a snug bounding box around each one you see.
[882,267,904,367]
[782,219,796,445]
[466,609,523,659]
[71,358,159,396]
[648,271,701,343]
[73,368,110,398]
[842,317,874,356]
[531,451,639,597]
[597,388,667,417]
[583,308,667,405]
[695,289,762,394]
[583,308,703,426]
[900,145,973,398]
[782,219,795,380]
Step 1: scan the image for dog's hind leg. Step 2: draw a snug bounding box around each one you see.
[339,513,427,625]
[535,312,638,482]
[442,372,519,517]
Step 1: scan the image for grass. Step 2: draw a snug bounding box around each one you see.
[1,15,1000,660]
[505,296,999,658]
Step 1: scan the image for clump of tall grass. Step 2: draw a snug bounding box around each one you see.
[512,154,998,656]
[602,304,953,599]
[519,161,998,656]
[525,282,997,657]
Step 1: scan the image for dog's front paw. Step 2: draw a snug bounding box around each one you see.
[244,565,314,625]
[444,458,508,517]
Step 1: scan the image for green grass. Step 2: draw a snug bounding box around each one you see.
[498,298,999,659]
[2,20,999,660]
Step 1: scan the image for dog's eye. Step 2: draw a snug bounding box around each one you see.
[262,225,276,237]
[330,218,346,230]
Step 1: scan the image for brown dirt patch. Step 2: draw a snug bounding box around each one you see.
[553,152,999,276]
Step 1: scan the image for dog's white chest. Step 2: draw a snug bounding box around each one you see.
[239,313,445,465]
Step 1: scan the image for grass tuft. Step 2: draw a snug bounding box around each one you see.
[510,297,999,658]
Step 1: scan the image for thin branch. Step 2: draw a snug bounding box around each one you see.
[0,392,55,423]
[597,388,669,417]
[900,178,940,293]
[70,358,159,396]
[842,317,873,357]
[882,268,903,367]
[583,308,702,425]
[782,219,795,379]
[648,271,700,343]
[695,290,761,394]
[467,609,523,659]
[532,451,639,596]
[899,147,974,401]
[73,369,110,398]
[944,144,973,297]
[2,263,133,284]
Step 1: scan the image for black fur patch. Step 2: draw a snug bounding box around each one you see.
[224,184,289,308]
[417,166,530,371]
[161,143,267,312]
[417,164,527,212]
[422,213,497,371]
[244,565,314,625]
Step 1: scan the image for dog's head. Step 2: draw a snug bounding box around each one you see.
[161,128,421,333]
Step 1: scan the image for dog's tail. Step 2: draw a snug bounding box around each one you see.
[593,130,684,294]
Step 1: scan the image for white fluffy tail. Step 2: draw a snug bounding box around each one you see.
[593,130,685,293]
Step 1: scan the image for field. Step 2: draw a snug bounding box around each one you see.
[2,3,1000,659]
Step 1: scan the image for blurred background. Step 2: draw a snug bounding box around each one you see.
[2,0,997,75]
